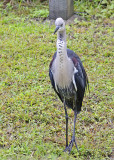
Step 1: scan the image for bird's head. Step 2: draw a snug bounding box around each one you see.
[54,17,65,34]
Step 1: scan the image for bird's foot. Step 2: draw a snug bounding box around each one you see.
[64,136,78,153]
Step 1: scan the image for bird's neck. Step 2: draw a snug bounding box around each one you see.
[56,30,67,59]
[57,30,66,42]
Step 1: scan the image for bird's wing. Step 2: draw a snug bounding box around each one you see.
[67,49,89,110]
[67,49,88,90]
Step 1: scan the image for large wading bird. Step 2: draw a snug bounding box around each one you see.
[49,18,89,153]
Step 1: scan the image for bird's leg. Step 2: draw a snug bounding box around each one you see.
[71,110,78,151]
[63,100,69,150]
[64,110,78,153]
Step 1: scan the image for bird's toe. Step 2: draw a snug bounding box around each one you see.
[64,137,78,153]
[64,140,73,153]
[64,146,71,153]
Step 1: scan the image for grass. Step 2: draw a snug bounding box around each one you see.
[0,1,114,159]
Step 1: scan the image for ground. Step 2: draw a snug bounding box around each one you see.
[0,1,113,159]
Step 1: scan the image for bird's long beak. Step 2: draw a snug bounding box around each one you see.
[54,26,60,34]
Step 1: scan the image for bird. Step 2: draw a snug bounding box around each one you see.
[49,17,89,153]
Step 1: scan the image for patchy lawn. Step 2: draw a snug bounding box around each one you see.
[0,1,113,159]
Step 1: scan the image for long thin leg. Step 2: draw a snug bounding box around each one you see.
[73,110,78,150]
[73,94,78,150]
[64,101,68,148]
[64,109,78,153]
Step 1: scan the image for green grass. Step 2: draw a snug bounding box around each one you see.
[0,1,114,159]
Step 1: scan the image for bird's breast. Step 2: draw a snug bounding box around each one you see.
[52,39,75,89]
[52,56,74,89]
